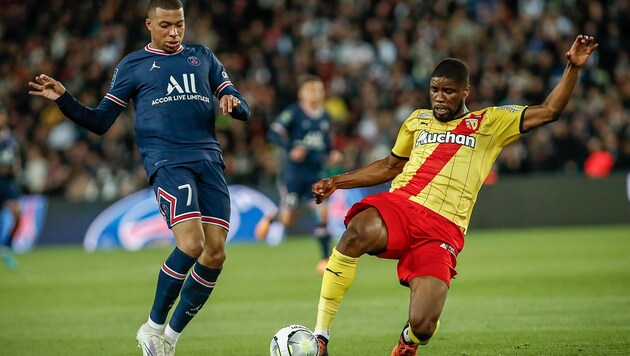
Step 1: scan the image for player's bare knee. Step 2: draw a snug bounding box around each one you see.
[200,246,226,267]
[177,239,204,259]
[280,216,294,227]
[208,248,226,264]
[337,225,380,257]
[408,316,438,341]
[335,228,362,255]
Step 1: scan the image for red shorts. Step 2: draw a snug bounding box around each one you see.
[344,192,465,287]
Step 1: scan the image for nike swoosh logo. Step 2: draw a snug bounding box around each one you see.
[325,268,342,277]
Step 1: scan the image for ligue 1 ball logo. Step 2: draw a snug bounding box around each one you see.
[270,325,319,356]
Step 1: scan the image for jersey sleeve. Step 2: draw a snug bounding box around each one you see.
[204,47,250,121]
[206,48,234,98]
[105,57,135,108]
[391,110,419,158]
[268,109,294,149]
[54,57,132,135]
[324,115,333,155]
[487,105,526,147]
[55,92,123,135]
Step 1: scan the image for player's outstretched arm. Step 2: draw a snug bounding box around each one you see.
[312,154,406,204]
[28,74,122,135]
[522,35,598,132]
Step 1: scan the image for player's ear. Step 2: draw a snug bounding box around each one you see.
[463,84,471,99]
[145,18,151,32]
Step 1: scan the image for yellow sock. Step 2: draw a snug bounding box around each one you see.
[407,319,441,345]
[315,248,358,334]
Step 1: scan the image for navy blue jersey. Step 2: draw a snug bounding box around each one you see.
[0,129,20,202]
[0,130,18,175]
[56,44,250,179]
[268,103,333,175]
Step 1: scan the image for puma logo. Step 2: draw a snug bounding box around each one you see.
[326,268,342,277]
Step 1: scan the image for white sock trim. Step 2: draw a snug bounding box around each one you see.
[147,317,165,331]
[165,325,181,342]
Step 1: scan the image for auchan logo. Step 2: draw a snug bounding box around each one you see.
[415,130,476,148]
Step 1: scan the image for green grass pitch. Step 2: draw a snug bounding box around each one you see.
[1,225,629,355]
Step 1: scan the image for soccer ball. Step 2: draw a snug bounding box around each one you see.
[269,324,319,356]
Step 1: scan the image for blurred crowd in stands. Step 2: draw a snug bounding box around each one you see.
[0,0,628,202]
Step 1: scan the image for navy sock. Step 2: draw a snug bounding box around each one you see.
[314,224,331,259]
[168,263,222,332]
[149,248,196,325]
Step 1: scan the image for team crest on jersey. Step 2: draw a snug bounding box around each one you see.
[187,56,200,66]
[465,117,479,130]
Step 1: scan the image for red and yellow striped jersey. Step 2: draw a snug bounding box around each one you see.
[390,105,526,233]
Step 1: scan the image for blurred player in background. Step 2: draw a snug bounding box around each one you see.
[0,102,22,270]
[257,75,338,274]
[310,35,598,356]
[28,0,250,355]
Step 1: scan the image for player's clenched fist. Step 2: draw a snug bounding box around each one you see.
[312,177,336,204]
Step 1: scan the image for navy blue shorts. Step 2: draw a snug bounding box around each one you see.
[279,170,320,209]
[151,161,230,231]
[0,176,20,205]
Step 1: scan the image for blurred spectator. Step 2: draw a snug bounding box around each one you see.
[0,0,628,202]
[584,137,615,178]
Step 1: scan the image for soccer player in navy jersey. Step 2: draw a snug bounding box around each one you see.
[257,75,338,274]
[0,102,21,270]
[28,1,250,355]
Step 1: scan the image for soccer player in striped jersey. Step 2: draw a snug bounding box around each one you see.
[310,35,598,356]
[28,1,250,355]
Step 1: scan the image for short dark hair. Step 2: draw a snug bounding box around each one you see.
[431,58,469,85]
[148,0,183,14]
[297,74,322,89]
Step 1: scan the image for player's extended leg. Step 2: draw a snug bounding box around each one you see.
[391,276,448,356]
[5,199,20,245]
[136,219,204,356]
[312,201,331,274]
[313,207,388,354]
[255,190,295,241]
[163,223,227,353]
[1,198,21,270]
